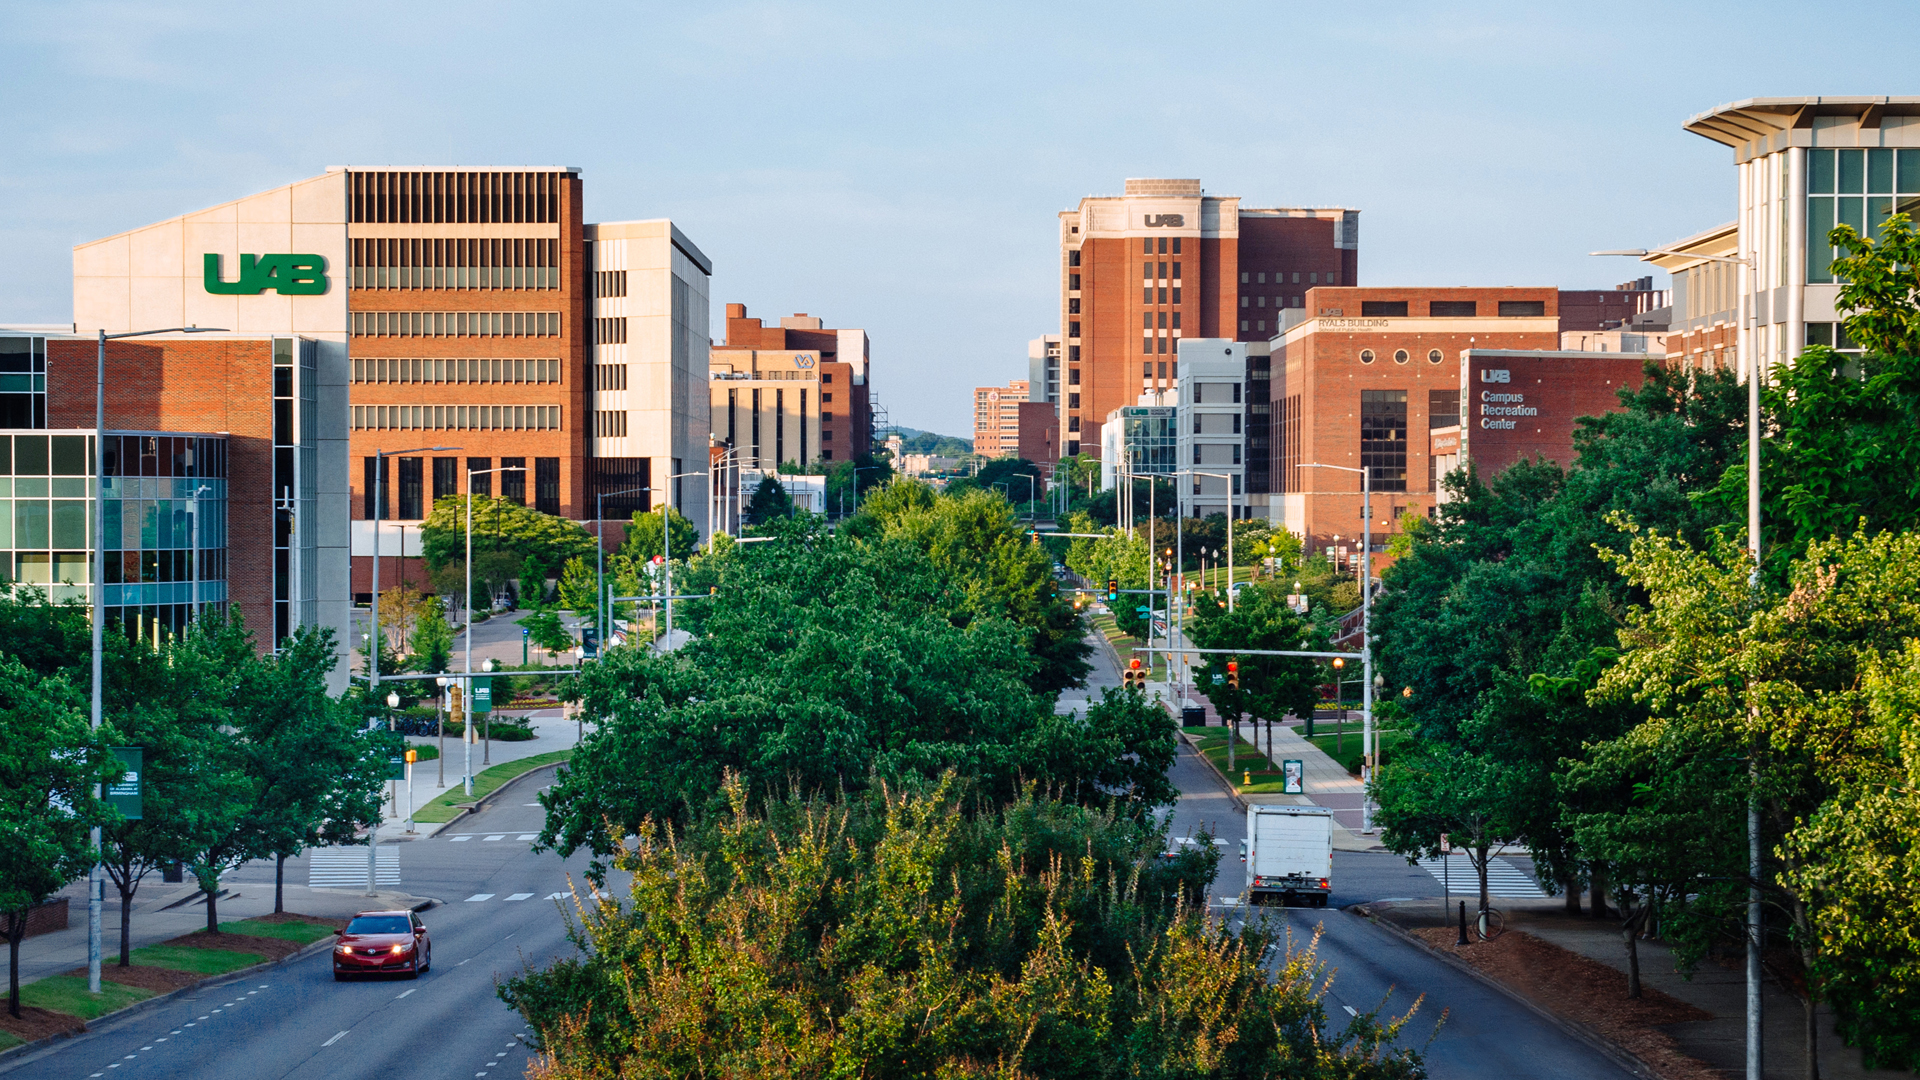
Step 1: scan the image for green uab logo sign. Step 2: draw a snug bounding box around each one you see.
[203,253,329,296]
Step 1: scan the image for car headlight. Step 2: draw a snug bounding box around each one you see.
[336,944,352,954]
[390,943,407,954]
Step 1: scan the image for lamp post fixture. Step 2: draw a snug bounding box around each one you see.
[594,485,653,651]
[88,324,225,996]
[848,465,884,519]
[1300,461,1373,833]
[1594,244,1763,1080]
[435,675,450,788]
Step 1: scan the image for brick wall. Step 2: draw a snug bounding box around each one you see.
[48,337,276,640]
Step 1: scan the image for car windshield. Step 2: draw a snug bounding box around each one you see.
[346,916,411,935]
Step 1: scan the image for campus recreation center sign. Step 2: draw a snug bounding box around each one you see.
[203,254,329,295]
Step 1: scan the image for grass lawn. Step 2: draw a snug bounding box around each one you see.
[0,1030,21,1050]
[127,945,266,975]
[18,976,152,1020]
[414,749,574,823]
[1185,726,1299,795]
[1304,723,1412,775]
[212,919,336,945]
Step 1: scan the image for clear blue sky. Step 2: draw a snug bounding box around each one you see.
[3,1,1913,435]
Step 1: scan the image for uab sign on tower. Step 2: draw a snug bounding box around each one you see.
[203,253,329,295]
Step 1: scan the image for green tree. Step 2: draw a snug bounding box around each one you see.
[1187,581,1325,727]
[409,596,453,673]
[523,608,573,662]
[556,555,598,614]
[743,475,794,524]
[419,494,598,582]
[0,657,108,1017]
[622,504,699,561]
[504,775,1425,1080]
[518,553,547,608]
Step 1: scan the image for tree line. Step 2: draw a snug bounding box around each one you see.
[1370,213,1920,1070]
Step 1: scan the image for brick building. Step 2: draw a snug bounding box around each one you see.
[972,380,1027,458]
[1439,349,1649,485]
[1557,279,1669,334]
[710,306,873,469]
[1056,177,1358,494]
[1014,401,1059,466]
[1268,287,1561,548]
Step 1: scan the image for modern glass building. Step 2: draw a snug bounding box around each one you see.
[0,428,228,643]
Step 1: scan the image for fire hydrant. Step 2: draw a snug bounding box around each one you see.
[1243,769,1251,786]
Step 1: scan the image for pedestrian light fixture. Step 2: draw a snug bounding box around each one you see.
[386,690,400,709]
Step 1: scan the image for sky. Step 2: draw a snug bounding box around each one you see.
[2,1,1915,436]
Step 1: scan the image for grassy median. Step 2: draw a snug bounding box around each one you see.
[413,749,574,823]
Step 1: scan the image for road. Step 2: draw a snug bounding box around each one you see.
[1,769,594,1080]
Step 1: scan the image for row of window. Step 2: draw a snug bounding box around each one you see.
[1143,312,1184,330]
[594,363,628,390]
[1352,299,1545,318]
[364,456,561,518]
[594,270,628,298]
[1243,270,1335,285]
[1143,237,1184,254]
[1243,295,1306,309]
[348,170,567,225]
[1143,261,1184,281]
[595,317,628,344]
[350,404,563,430]
[594,411,628,438]
[351,311,562,337]
[1806,148,1920,283]
[351,357,562,384]
[349,238,561,290]
[1144,287,1183,305]
[1359,349,1447,365]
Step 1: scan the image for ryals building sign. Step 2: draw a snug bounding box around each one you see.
[203,253,329,296]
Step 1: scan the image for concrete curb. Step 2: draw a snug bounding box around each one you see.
[0,916,413,1070]
[415,755,569,836]
[1351,902,1662,1080]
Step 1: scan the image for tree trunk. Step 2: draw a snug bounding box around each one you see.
[1590,866,1608,919]
[119,881,135,966]
[275,853,287,915]
[7,911,23,1019]
[1564,879,1582,915]
[205,884,219,934]
[1476,844,1491,921]
[1622,904,1643,998]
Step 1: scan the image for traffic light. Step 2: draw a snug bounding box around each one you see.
[1124,657,1146,690]
[1106,578,1120,602]
[1226,660,1240,690]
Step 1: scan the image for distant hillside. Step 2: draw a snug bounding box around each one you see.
[895,428,973,457]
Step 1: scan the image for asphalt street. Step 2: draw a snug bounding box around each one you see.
[1,768,595,1080]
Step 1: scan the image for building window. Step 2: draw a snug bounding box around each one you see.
[1143,288,1152,304]
[594,364,627,390]
[595,317,628,344]
[1069,274,1080,290]
[362,457,389,521]
[1240,320,1249,331]
[1360,300,1408,317]
[350,236,561,290]
[0,335,47,428]
[1429,388,1461,429]
[1143,239,1153,254]
[1360,390,1408,493]
[595,411,629,438]
[1143,336,1154,354]
[535,458,559,515]
[1143,261,1153,279]
[1498,300,1547,317]
[1068,298,1080,314]
[1328,272,1337,284]
[1292,272,1301,283]
[1171,312,1181,329]
[1068,393,1080,409]
[1157,312,1168,329]
[1257,272,1266,284]
[1806,148,1916,283]
[432,457,460,500]
[1394,349,1410,364]
[353,357,562,383]
[1068,367,1080,385]
[1240,272,1249,283]
[1171,262,1181,280]
[1359,349,1376,364]
[1428,349,1444,364]
[1068,416,1080,432]
[501,458,527,505]
[1431,300,1476,317]
[397,457,423,520]
[1171,287,1181,304]
[1068,250,1081,267]
[466,457,492,497]
[350,311,562,337]
[1143,313,1153,330]
[1157,336,1168,354]
[351,404,562,430]
[1241,296,1249,308]
[594,270,627,297]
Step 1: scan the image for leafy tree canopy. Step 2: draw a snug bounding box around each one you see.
[420,495,598,580]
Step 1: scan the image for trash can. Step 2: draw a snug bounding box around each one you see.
[1182,706,1206,727]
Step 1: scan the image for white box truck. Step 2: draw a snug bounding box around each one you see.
[1240,805,1334,907]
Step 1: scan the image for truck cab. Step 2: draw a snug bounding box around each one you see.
[1243,805,1334,907]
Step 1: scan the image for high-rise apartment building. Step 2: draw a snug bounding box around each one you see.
[710,306,872,469]
[1027,335,1061,406]
[1057,178,1357,467]
[972,380,1027,458]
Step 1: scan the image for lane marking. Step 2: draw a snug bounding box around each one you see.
[396,988,417,999]
[504,893,534,902]
[323,1030,350,1047]
[517,834,538,841]
[522,803,542,807]
[545,891,572,900]
[465,893,495,902]
[450,835,472,842]
[484,835,505,841]
[458,958,472,965]
[1343,1004,1358,1017]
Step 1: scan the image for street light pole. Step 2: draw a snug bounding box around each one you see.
[464,464,520,796]
[595,485,652,651]
[1186,470,1237,611]
[1597,246,1763,1079]
[89,324,224,996]
[1301,461,1373,832]
[368,444,457,699]
[660,471,709,645]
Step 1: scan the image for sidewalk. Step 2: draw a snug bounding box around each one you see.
[1367,898,1907,1080]
[380,704,580,839]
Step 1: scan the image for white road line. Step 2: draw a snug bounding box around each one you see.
[545,892,572,900]
[484,834,505,841]
[1343,1004,1358,1017]
[396,988,417,998]
[323,1031,350,1047]
[449,835,472,842]
[516,834,538,841]
[504,893,534,902]
[522,803,542,807]
[465,893,495,902]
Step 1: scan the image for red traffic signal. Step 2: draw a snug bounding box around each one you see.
[1124,657,1147,690]
[1226,660,1240,690]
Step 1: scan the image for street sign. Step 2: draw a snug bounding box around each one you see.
[1282,759,1304,794]
[470,678,493,714]
[107,747,143,820]
[387,755,406,780]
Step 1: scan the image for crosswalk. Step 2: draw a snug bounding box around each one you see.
[1413,854,1546,898]
[310,848,400,887]
[462,890,607,903]
[446,833,540,842]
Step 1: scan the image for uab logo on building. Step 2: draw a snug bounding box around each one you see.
[203,253,329,296]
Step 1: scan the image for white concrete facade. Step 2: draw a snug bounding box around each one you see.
[585,220,713,537]
[1175,339,1247,520]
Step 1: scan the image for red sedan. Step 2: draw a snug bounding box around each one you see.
[332,910,431,980]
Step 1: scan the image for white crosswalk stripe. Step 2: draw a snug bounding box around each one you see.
[465,894,494,902]
[545,892,572,901]
[516,834,538,841]
[504,893,533,902]
[1414,854,1545,898]
[309,848,398,887]
[484,835,505,841]
[449,836,472,842]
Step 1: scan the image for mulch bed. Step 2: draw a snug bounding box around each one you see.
[156,930,306,962]
[79,964,202,994]
[251,912,349,930]
[1411,927,1720,1080]
[0,1004,85,1043]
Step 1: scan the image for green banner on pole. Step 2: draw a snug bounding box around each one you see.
[470,677,493,714]
[387,755,406,780]
[108,747,143,820]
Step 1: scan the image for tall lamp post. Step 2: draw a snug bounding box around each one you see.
[1299,461,1373,833]
[89,324,224,996]
[367,444,458,699]
[1595,244,1761,1080]
[463,464,522,786]
[660,470,710,645]
[594,485,653,650]
[1186,470,1238,610]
